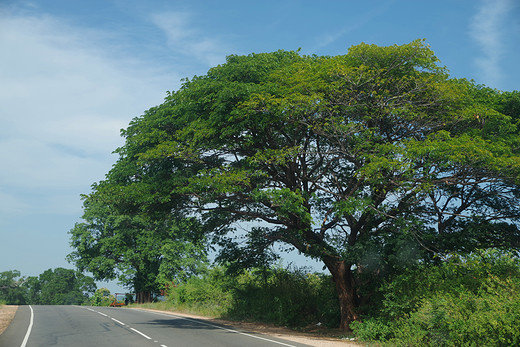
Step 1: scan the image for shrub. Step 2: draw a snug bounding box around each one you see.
[167,266,234,317]
[90,288,116,306]
[350,318,396,342]
[352,249,520,346]
[228,266,339,327]
[385,276,520,346]
[166,265,339,327]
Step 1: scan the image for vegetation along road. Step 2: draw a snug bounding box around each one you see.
[0,305,319,347]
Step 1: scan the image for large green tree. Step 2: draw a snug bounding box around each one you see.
[68,198,207,303]
[72,40,520,329]
[68,108,209,302]
[28,268,96,305]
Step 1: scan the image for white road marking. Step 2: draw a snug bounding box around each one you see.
[130,327,152,340]
[20,305,34,347]
[82,307,156,341]
[137,310,298,347]
[110,317,125,325]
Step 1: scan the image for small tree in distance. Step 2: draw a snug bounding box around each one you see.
[90,288,116,306]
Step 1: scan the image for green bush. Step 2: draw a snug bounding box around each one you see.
[228,267,339,327]
[352,249,520,346]
[90,288,116,306]
[166,265,339,327]
[383,276,520,346]
[167,266,234,317]
[350,318,396,342]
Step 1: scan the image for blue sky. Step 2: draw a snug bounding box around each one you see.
[1,0,519,292]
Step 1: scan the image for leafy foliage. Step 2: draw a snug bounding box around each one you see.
[0,270,27,305]
[68,183,208,301]
[90,288,116,306]
[31,268,96,305]
[228,266,339,327]
[0,268,96,305]
[351,250,520,346]
[165,265,339,328]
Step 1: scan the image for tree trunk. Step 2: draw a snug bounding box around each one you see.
[324,258,360,331]
[136,291,152,304]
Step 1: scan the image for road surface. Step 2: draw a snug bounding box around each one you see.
[0,305,311,347]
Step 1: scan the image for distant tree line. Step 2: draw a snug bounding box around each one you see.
[0,268,96,305]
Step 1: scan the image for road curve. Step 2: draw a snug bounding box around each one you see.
[0,305,310,347]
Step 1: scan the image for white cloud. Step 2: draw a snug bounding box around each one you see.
[0,8,176,216]
[0,189,29,220]
[150,11,228,66]
[469,0,514,87]
[311,1,395,52]
[151,11,194,43]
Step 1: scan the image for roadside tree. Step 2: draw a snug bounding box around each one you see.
[0,270,26,305]
[35,268,96,305]
[71,40,520,329]
[68,127,209,302]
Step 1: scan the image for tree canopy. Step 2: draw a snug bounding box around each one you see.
[0,270,27,305]
[31,268,96,305]
[69,40,520,329]
[68,137,209,302]
[0,268,96,305]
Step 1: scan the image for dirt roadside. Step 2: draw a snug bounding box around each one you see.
[135,308,363,347]
[0,305,18,336]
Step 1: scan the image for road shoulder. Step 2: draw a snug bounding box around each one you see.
[0,305,31,347]
[0,305,18,335]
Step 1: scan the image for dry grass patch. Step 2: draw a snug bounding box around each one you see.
[0,305,18,335]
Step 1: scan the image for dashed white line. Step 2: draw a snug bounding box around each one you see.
[110,317,125,325]
[80,307,168,346]
[130,327,152,340]
[137,310,298,347]
[81,306,167,347]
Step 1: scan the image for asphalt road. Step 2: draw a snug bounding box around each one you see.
[0,305,311,347]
